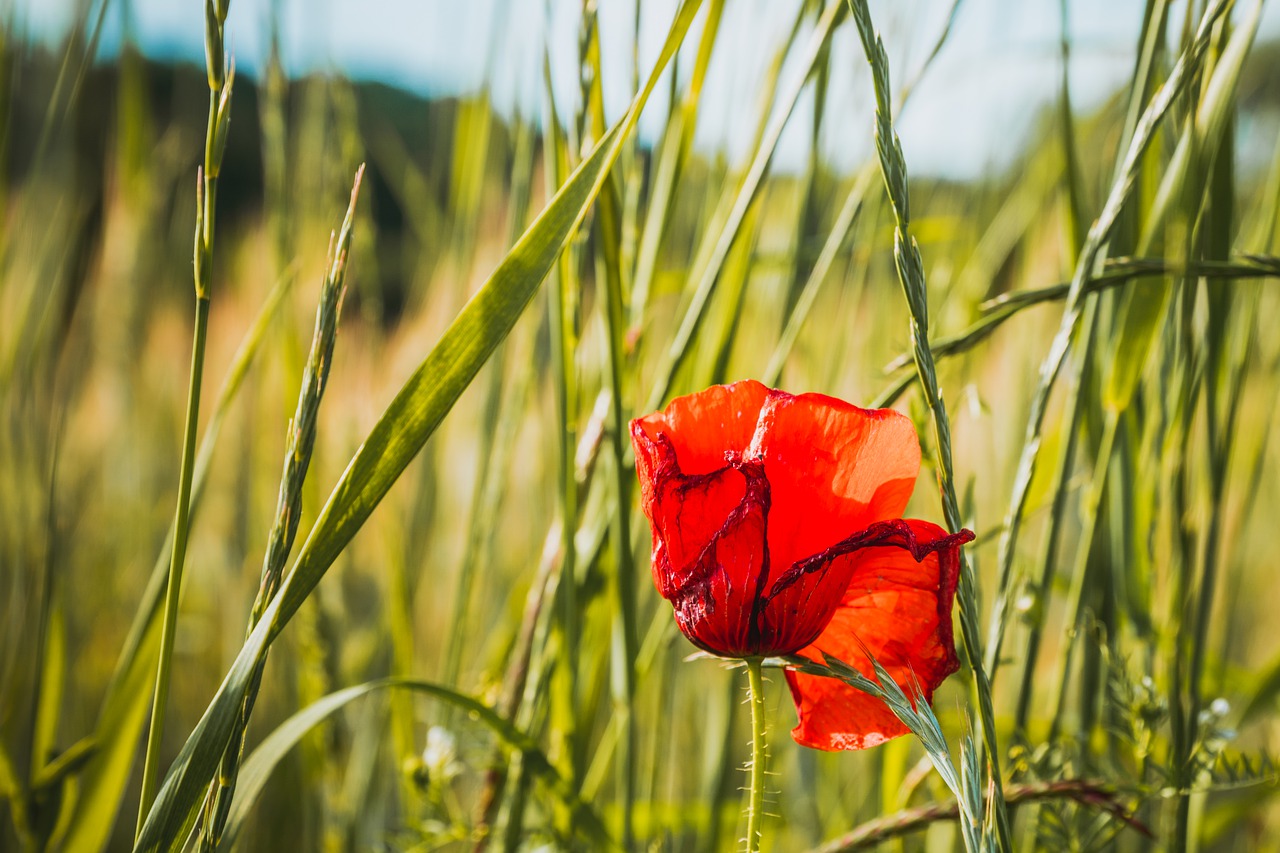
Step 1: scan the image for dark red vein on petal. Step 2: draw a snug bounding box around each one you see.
[765,519,973,604]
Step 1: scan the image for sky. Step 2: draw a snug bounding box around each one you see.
[11,0,1280,179]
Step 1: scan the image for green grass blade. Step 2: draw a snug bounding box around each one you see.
[984,0,1233,679]
[629,0,725,332]
[133,126,617,852]
[218,678,618,852]
[596,171,640,850]
[57,265,296,853]
[133,4,701,845]
[1105,0,1261,414]
[645,0,843,411]
[764,165,872,386]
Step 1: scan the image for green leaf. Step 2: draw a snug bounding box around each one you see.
[1241,650,1280,726]
[133,4,702,848]
[645,0,844,411]
[1104,0,1264,412]
[218,679,617,851]
[59,266,297,853]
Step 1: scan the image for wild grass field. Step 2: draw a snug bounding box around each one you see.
[3,0,1280,850]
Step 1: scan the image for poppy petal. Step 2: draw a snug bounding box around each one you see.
[632,380,769,477]
[785,519,966,751]
[751,391,920,575]
[649,460,772,656]
[756,532,864,655]
[645,459,748,600]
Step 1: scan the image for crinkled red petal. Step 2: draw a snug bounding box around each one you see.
[630,382,952,663]
[632,380,769,478]
[750,391,921,575]
[631,425,776,656]
[661,459,772,657]
[784,519,969,751]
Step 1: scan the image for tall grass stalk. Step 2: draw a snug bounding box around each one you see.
[541,46,583,834]
[1044,411,1118,745]
[1005,0,1096,745]
[644,0,842,412]
[1011,303,1094,737]
[982,0,1233,682]
[136,0,234,831]
[439,117,536,708]
[628,0,725,334]
[844,1,1013,846]
[58,262,297,851]
[591,90,641,853]
[195,167,364,850]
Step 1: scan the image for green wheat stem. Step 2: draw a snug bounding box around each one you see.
[137,0,234,825]
[135,290,209,834]
[1182,5,1262,829]
[1188,296,1252,747]
[1006,0,1093,739]
[629,0,723,334]
[644,0,842,413]
[472,523,560,850]
[977,255,1280,314]
[1169,280,1201,853]
[194,167,363,850]
[744,657,767,853]
[764,165,873,386]
[1045,409,1119,746]
[1012,299,1098,736]
[440,117,536,709]
[598,179,639,848]
[844,1,1012,847]
[578,3,640,838]
[541,46,582,833]
[982,0,1233,689]
[871,255,1280,408]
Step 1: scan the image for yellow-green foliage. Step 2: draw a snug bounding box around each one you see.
[3,1,1280,850]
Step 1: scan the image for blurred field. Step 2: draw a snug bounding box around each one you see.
[3,0,1280,850]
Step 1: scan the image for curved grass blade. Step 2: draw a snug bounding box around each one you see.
[1104,0,1262,414]
[983,0,1234,675]
[217,678,617,852]
[60,265,297,853]
[133,4,702,847]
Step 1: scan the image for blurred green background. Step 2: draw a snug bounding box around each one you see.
[3,0,1280,850]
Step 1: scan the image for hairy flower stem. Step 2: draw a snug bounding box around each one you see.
[744,657,767,853]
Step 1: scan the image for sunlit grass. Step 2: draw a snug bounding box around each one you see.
[3,0,1280,850]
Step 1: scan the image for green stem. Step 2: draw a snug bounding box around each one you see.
[597,177,638,847]
[1013,299,1097,737]
[844,2,1012,846]
[745,658,766,853]
[1045,409,1119,746]
[136,294,210,832]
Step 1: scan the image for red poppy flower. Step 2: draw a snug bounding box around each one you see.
[630,380,971,750]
